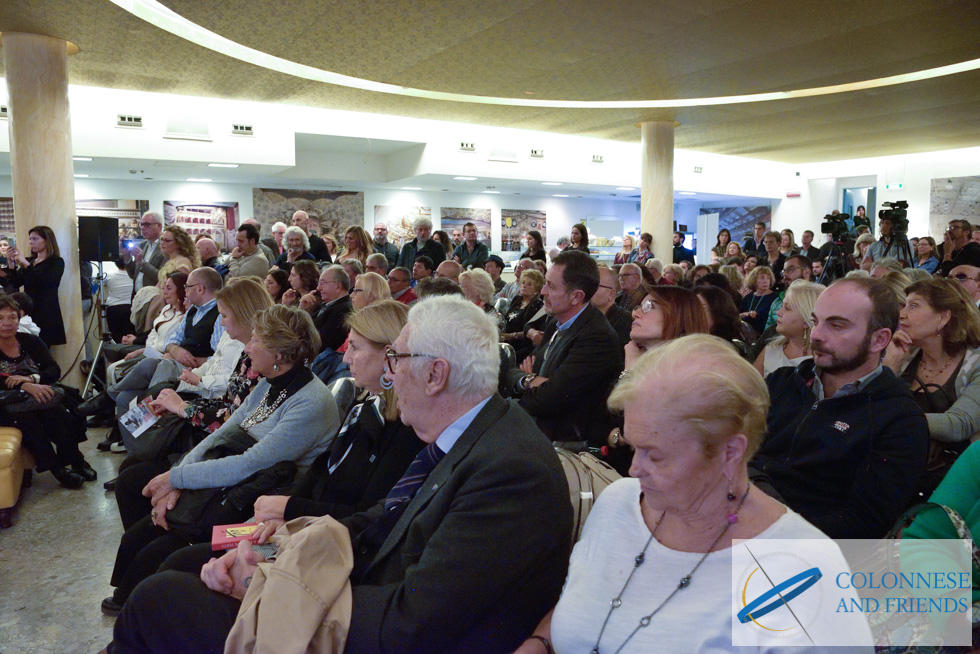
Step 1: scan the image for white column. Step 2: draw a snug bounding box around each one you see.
[639,121,675,264]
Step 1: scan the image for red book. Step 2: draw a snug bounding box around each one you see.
[211,522,262,551]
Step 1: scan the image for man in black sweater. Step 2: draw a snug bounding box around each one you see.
[751,278,928,538]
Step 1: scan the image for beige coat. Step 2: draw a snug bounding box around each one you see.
[225,515,353,654]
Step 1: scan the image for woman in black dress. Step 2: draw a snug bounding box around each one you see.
[4,226,65,347]
[568,223,591,254]
[520,229,548,262]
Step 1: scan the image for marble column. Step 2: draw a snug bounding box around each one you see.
[639,121,675,264]
[2,33,83,385]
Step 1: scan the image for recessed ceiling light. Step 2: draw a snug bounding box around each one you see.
[453,176,478,181]
[542,182,563,186]
[73,174,89,178]
[208,163,239,168]
[401,186,422,190]
[482,190,501,194]
[616,187,636,191]
[678,191,697,196]
[73,156,92,162]
[187,178,212,182]
[553,194,569,198]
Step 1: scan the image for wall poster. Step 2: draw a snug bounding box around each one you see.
[253,188,364,240]
[164,201,239,250]
[374,205,431,249]
[930,176,980,238]
[501,209,546,252]
[440,208,491,249]
[699,206,772,242]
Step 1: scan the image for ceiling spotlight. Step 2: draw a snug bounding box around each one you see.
[553,194,569,198]
[542,182,563,186]
[187,178,212,182]
[401,186,422,190]
[678,191,697,196]
[208,163,239,168]
[453,176,478,181]
[616,187,636,191]
[482,190,501,194]
[73,156,93,162]
[73,174,89,178]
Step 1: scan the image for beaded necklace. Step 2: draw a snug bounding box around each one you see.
[590,487,751,654]
[239,387,289,430]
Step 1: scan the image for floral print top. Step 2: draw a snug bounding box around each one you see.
[187,353,259,434]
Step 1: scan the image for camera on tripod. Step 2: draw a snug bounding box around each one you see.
[820,213,852,243]
[878,201,909,234]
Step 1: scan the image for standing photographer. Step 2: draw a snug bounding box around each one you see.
[940,219,980,277]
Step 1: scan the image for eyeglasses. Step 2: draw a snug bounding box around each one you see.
[385,347,437,371]
[638,298,658,314]
[185,283,205,291]
[388,276,408,284]
[952,274,979,283]
[159,237,176,243]
[598,284,615,290]
[139,221,159,227]
[618,273,638,278]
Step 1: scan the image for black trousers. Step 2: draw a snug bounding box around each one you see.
[109,571,240,654]
[6,408,83,473]
[105,305,134,344]
[111,459,195,605]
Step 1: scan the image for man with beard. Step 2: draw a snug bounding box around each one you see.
[750,277,928,538]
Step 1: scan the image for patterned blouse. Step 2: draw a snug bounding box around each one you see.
[186,353,260,434]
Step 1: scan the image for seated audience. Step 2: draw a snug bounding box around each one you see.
[322,233,339,260]
[341,259,363,290]
[950,264,980,306]
[517,335,872,654]
[694,285,747,350]
[337,226,372,266]
[412,255,434,282]
[10,292,41,338]
[591,265,632,347]
[904,267,932,283]
[506,251,623,447]
[459,268,504,327]
[108,296,572,654]
[484,254,506,293]
[739,265,778,336]
[306,265,353,352]
[625,286,710,370]
[615,235,634,265]
[155,226,200,279]
[280,259,318,307]
[718,263,744,296]
[497,258,535,303]
[743,255,759,274]
[435,259,462,283]
[195,238,220,269]
[883,277,980,499]
[501,268,547,361]
[351,270,392,310]
[396,217,446,269]
[102,257,136,342]
[364,252,388,277]
[941,219,980,277]
[102,305,338,616]
[779,228,797,257]
[261,221,287,260]
[263,268,289,304]
[726,241,744,259]
[754,281,825,377]
[615,263,645,311]
[688,264,711,284]
[751,277,929,538]
[913,236,940,274]
[0,295,95,488]
[877,270,912,307]
[568,223,591,254]
[763,254,813,331]
[386,266,417,304]
[870,256,903,278]
[415,276,463,299]
[696,272,742,310]
[662,263,684,285]
[452,222,490,270]
[627,233,653,266]
[853,233,875,268]
[273,225,316,272]
[227,224,270,279]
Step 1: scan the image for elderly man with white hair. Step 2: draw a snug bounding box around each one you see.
[261,220,287,260]
[123,210,168,290]
[108,295,572,654]
[396,216,447,269]
[291,210,331,262]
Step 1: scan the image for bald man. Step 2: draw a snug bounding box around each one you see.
[291,210,331,262]
[435,259,462,283]
[950,265,980,306]
[196,238,220,269]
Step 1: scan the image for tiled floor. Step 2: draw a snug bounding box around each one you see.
[0,428,124,654]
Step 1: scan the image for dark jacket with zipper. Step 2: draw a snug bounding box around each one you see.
[751,360,928,539]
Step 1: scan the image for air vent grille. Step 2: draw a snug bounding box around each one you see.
[0,106,8,119]
[592,155,604,164]
[530,149,544,158]
[232,124,254,136]
[459,142,475,152]
[117,114,143,128]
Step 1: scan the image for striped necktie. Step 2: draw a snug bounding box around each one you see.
[383,442,445,512]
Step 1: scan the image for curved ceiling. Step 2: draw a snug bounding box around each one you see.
[1,0,979,163]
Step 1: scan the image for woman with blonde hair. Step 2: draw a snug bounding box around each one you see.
[883,277,980,497]
[739,266,777,335]
[853,232,875,265]
[460,268,504,329]
[157,225,201,278]
[754,281,826,377]
[350,271,392,310]
[878,270,912,307]
[338,225,372,265]
[778,229,797,258]
[725,241,743,259]
[615,235,634,265]
[718,264,744,294]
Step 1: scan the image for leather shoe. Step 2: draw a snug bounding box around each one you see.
[87,414,112,428]
[77,391,111,417]
[71,460,98,482]
[51,466,85,489]
[101,596,122,617]
[103,476,117,492]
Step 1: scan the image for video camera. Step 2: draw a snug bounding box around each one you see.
[820,213,852,243]
[878,200,909,234]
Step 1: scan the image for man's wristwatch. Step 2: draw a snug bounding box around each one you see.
[520,373,536,391]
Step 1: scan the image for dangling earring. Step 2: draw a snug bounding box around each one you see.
[727,483,737,502]
[380,373,393,390]
[273,363,280,372]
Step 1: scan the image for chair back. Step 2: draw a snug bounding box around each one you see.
[327,377,358,418]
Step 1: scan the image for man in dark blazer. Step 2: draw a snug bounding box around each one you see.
[107,296,572,654]
[508,250,624,447]
[396,217,446,269]
[123,211,168,290]
[592,265,632,347]
[742,221,767,258]
[305,264,352,352]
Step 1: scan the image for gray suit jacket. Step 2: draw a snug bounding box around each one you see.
[126,238,168,289]
[344,395,572,653]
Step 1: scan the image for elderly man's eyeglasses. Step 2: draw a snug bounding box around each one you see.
[139,221,159,227]
[618,272,638,278]
[953,274,980,283]
[385,347,437,371]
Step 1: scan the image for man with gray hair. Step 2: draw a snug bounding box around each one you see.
[291,210,331,262]
[396,217,446,269]
[123,210,167,290]
[262,220,287,260]
[615,262,644,311]
[306,264,352,352]
[365,252,388,276]
[108,295,572,653]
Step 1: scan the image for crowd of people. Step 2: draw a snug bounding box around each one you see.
[3,210,980,652]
